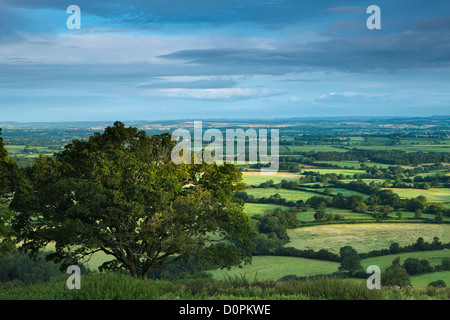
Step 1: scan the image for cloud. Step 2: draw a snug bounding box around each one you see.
[316,92,365,103]
[143,87,283,100]
[136,79,237,89]
[0,0,346,28]
[159,26,450,73]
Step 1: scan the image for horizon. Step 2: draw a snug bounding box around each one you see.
[1,1,449,122]
[1,114,450,127]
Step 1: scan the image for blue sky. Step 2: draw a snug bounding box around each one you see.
[0,0,449,122]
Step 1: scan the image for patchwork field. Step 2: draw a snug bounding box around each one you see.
[344,145,450,153]
[282,145,348,153]
[286,223,450,254]
[5,145,55,158]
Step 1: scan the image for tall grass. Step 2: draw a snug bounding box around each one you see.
[274,277,385,300]
[0,272,170,300]
[1,272,450,300]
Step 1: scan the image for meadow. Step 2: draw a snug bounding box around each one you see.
[5,145,55,158]
[315,161,394,169]
[241,172,303,186]
[208,256,340,281]
[343,145,450,153]
[360,250,450,272]
[286,223,450,254]
[245,187,332,202]
[382,188,450,204]
[282,145,348,153]
[244,203,290,217]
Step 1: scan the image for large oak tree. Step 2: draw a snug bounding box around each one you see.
[11,122,255,279]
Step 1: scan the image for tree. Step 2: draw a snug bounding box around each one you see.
[0,129,19,258]
[414,209,422,219]
[379,205,393,218]
[338,246,362,274]
[402,257,423,275]
[314,209,328,222]
[406,198,425,212]
[11,122,256,280]
[389,243,401,254]
[381,266,411,287]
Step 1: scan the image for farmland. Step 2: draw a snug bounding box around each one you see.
[1,117,450,296]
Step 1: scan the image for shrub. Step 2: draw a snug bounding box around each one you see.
[427,280,446,288]
[0,252,89,285]
[381,266,411,288]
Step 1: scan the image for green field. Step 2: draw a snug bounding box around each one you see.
[245,187,332,202]
[243,203,290,217]
[208,255,340,281]
[382,188,450,204]
[297,208,373,222]
[345,145,450,153]
[410,271,450,288]
[310,187,370,198]
[316,161,394,169]
[283,145,349,153]
[241,172,302,186]
[5,145,55,158]
[360,250,450,272]
[300,168,365,176]
[208,250,450,287]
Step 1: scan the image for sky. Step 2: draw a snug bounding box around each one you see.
[0,0,449,122]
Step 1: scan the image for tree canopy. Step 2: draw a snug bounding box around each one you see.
[11,122,256,279]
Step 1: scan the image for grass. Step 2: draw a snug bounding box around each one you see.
[245,187,332,202]
[0,272,388,300]
[241,172,302,186]
[410,271,450,288]
[344,145,450,153]
[0,272,170,300]
[300,168,365,176]
[5,145,54,158]
[309,187,370,198]
[282,145,348,153]
[315,161,394,169]
[244,203,290,217]
[286,223,450,254]
[382,188,450,204]
[297,208,373,223]
[3,269,450,300]
[208,256,340,281]
[360,249,450,272]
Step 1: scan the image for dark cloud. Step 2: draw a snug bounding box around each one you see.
[159,24,450,73]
